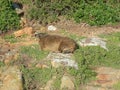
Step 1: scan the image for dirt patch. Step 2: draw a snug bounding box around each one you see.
[14,39,37,47]
[1,17,120,38]
[0,30,14,38]
[55,18,120,37]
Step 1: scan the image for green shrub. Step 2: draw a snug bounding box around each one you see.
[20,44,49,60]
[19,0,120,26]
[0,0,20,32]
[99,32,120,68]
[73,0,120,26]
[113,82,120,90]
[18,0,81,25]
[0,61,5,67]
[72,48,97,84]
[21,66,54,90]
[4,34,18,43]
[28,0,74,24]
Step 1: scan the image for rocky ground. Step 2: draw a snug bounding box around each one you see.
[0,19,120,90]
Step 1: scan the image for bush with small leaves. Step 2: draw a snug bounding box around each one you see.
[74,0,120,26]
[0,0,20,32]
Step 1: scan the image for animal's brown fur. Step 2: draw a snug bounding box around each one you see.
[35,33,78,53]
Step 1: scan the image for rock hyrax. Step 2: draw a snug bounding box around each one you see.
[35,33,78,53]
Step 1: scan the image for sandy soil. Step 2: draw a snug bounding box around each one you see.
[54,18,120,37]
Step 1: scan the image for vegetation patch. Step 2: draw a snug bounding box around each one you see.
[99,32,120,68]
[17,0,120,26]
[74,1,120,26]
[21,66,54,90]
[73,32,120,69]
[60,30,85,40]
[20,44,49,60]
[4,34,18,43]
[0,61,5,67]
[19,45,52,89]
[73,48,97,84]
[113,82,120,90]
[100,32,120,45]
[21,65,65,89]
[19,0,77,25]
[0,0,20,32]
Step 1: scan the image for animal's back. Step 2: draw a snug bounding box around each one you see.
[59,37,78,53]
[39,35,62,52]
[36,33,78,53]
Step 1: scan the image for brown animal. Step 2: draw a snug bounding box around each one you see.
[35,33,78,53]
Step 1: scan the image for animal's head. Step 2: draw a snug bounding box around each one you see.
[34,32,48,38]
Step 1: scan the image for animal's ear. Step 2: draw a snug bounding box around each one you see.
[34,32,47,38]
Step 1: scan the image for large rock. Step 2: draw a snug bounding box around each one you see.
[44,76,56,90]
[14,27,34,37]
[60,75,75,90]
[78,37,108,51]
[46,53,78,69]
[13,29,24,37]
[0,66,23,90]
[95,67,120,87]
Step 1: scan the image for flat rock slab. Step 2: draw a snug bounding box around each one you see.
[0,66,23,90]
[78,37,108,51]
[46,53,78,69]
[60,75,75,90]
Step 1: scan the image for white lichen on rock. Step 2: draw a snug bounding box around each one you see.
[78,37,108,51]
[46,53,78,69]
